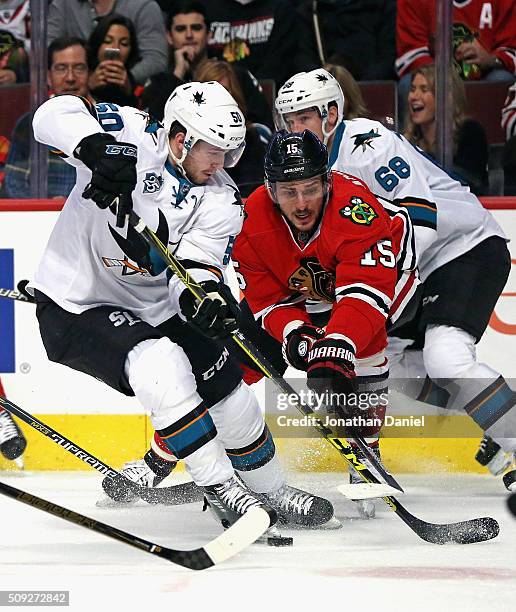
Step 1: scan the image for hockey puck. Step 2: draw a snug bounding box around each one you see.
[508,493,516,517]
[267,536,294,547]
[502,470,516,492]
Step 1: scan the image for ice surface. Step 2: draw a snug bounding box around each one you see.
[0,471,515,612]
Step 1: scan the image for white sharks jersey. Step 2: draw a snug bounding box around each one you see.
[31,95,244,325]
[329,118,506,281]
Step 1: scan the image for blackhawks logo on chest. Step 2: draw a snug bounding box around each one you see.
[288,257,335,302]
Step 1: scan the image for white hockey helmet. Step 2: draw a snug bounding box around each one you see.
[274,69,345,143]
[163,81,246,170]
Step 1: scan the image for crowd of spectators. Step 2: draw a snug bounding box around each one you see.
[0,0,514,198]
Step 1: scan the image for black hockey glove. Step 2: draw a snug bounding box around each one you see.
[75,132,137,224]
[306,336,357,416]
[282,324,325,371]
[179,280,241,340]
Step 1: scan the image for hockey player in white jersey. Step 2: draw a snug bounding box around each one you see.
[274,68,516,486]
[31,82,334,528]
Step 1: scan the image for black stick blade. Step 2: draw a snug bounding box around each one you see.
[413,516,499,545]
[159,546,214,570]
[139,482,203,505]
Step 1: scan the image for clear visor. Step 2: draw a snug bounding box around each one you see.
[187,138,246,169]
[273,105,321,133]
[273,107,288,131]
[267,172,331,205]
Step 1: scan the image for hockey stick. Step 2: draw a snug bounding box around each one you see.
[125,209,500,544]
[0,394,200,506]
[0,480,271,570]
[0,286,36,304]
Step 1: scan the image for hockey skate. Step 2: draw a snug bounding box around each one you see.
[259,484,338,528]
[475,435,515,477]
[0,409,27,466]
[476,435,516,491]
[98,450,177,506]
[203,475,277,531]
[349,444,381,519]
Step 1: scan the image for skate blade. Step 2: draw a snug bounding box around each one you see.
[284,516,343,530]
[356,499,376,519]
[487,452,514,477]
[255,524,283,543]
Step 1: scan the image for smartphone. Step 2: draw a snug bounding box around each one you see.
[103,48,121,61]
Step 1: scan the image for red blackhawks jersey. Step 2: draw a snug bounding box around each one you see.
[232,172,419,360]
[396,0,516,77]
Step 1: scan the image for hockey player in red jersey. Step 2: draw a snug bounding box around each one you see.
[232,129,420,517]
[274,68,515,488]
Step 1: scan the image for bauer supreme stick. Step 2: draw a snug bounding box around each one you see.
[0,396,275,565]
[123,207,500,545]
[0,480,272,570]
[0,394,201,505]
[0,283,36,304]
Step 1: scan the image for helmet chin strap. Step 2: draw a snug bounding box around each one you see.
[321,117,338,145]
[167,139,189,179]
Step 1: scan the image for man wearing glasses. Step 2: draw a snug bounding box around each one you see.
[2,37,92,198]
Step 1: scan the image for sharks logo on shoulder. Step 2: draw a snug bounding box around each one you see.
[143,113,163,144]
[143,172,164,194]
[351,128,381,154]
[171,180,192,209]
[228,184,245,217]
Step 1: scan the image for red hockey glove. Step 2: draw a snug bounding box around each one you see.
[282,324,325,371]
[306,336,357,415]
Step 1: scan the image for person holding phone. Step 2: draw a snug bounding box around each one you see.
[87,14,141,106]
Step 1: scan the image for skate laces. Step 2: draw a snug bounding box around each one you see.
[267,485,314,515]
[215,477,262,514]
[0,412,19,444]
[120,460,154,485]
[478,436,491,454]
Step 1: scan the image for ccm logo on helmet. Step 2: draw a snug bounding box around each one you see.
[105,144,137,157]
[308,346,355,362]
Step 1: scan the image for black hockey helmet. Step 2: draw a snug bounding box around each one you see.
[264,129,331,204]
[264,129,328,183]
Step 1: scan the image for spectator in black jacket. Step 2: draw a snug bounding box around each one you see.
[206,0,318,88]
[404,65,489,195]
[141,0,273,128]
[297,0,396,80]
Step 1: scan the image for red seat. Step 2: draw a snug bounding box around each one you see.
[359,81,397,130]
[0,83,30,138]
[464,81,509,145]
